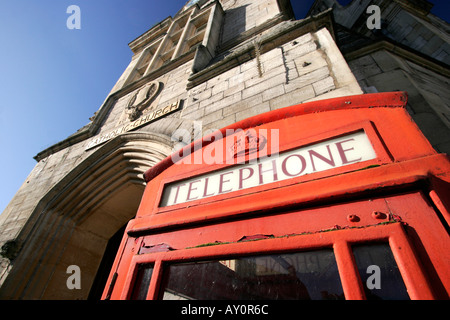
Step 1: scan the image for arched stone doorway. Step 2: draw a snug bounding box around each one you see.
[0,132,173,299]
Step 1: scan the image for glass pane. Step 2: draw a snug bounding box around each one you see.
[160,249,344,300]
[353,243,409,300]
[130,264,154,300]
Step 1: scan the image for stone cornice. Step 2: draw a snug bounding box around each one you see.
[344,39,450,78]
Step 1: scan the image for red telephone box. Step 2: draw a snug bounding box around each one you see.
[102,92,450,300]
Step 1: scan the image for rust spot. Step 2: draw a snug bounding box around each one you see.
[238,234,274,242]
[389,213,403,222]
[139,243,173,255]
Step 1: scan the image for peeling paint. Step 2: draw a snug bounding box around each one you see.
[182,220,402,252]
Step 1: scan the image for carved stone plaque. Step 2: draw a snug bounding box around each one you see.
[125,81,161,121]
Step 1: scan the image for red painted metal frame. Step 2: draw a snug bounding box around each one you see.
[102,92,450,300]
[122,223,433,300]
[109,189,448,300]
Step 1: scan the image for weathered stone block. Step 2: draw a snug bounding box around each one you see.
[269,85,316,110]
[313,76,335,95]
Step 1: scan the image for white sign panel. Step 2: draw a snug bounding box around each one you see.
[160,131,377,207]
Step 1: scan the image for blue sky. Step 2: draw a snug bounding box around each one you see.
[0,0,449,214]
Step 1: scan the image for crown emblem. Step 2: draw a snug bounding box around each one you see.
[229,130,267,159]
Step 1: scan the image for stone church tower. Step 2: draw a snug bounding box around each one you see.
[0,0,448,299]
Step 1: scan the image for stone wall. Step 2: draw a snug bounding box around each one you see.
[348,48,450,153]
[310,0,450,66]
[183,28,361,135]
